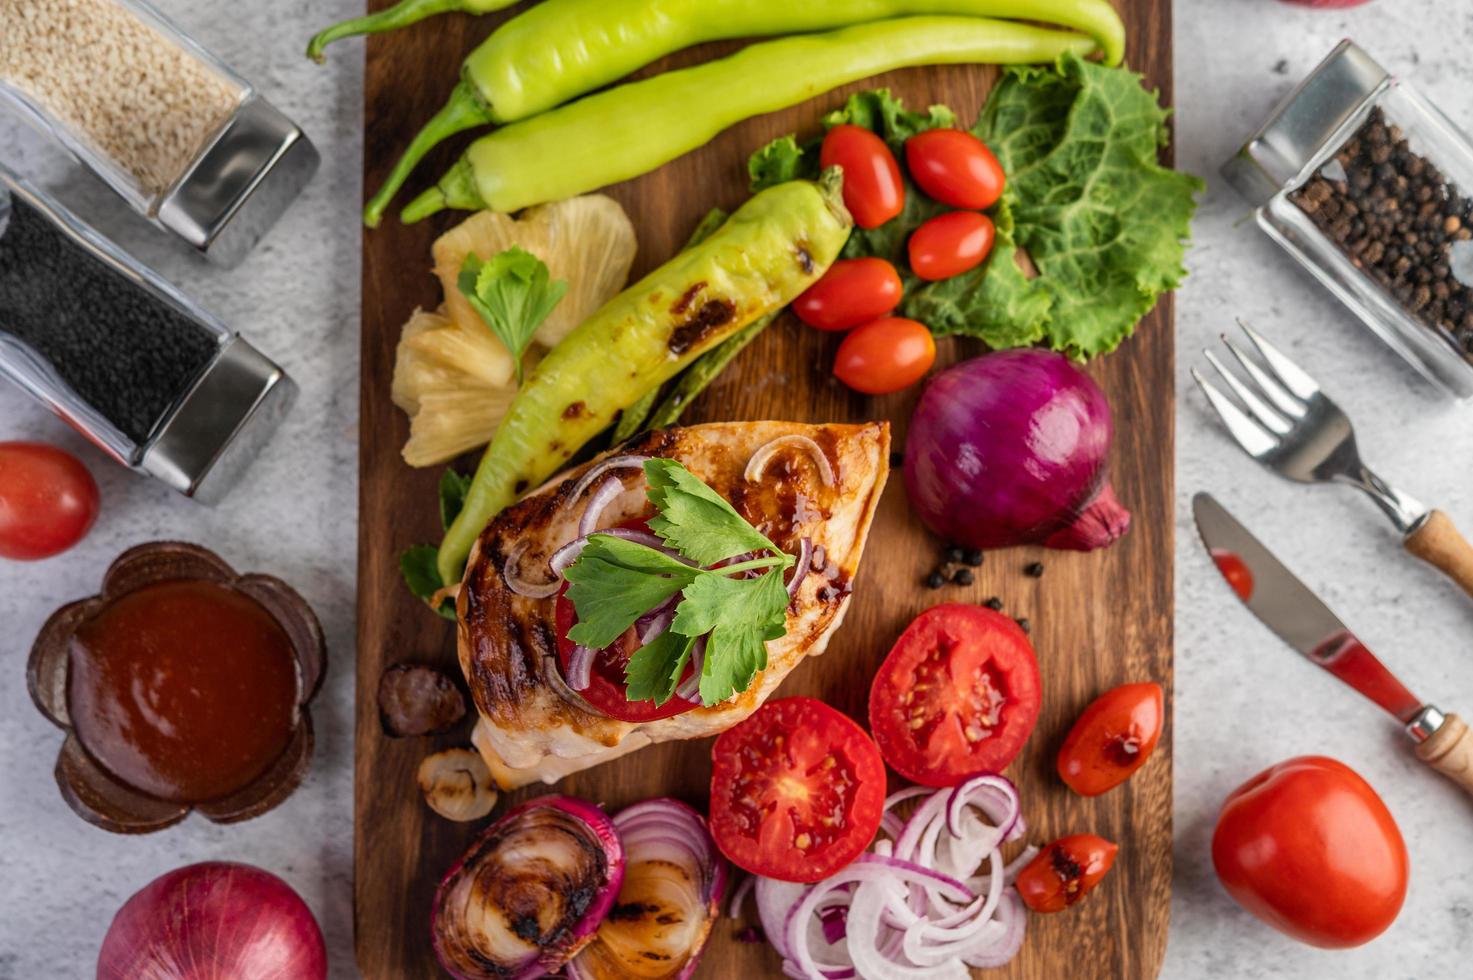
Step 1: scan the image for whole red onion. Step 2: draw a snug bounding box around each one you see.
[97,862,327,980]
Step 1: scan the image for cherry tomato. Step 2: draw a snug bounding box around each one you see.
[868,604,1041,787]
[554,523,698,723]
[709,696,886,882]
[820,125,904,229]
[1057,682,1164,796]
[1016,834,1119,913]
[1211,549,1254,601]
[908,211,995,281]
[833,317,936,396]
[1212,756,1407,948]
[0,441,100,561]
[792,258,903,332]
[904,129,1006,210]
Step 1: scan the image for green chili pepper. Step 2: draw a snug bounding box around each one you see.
[360,0,1124,225]
[435,172,852,584]
[400,17,1098,224]
[306,0,518,63]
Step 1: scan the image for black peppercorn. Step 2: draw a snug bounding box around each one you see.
[925,571,945,589]
[953,568,974,586]
[983,597,1003,611]
[1014,617,1031,634]
[945,546,965,564]
[963,549,984,566]
[1024,562,1045,578]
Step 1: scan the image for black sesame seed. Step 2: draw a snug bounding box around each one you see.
[1014,617,1031,633]
[953,568,974,586]
[925,571,945,589]
[1024,562,1045,578]
[983,597,1003,611]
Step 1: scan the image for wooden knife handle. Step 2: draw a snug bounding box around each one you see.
[1404,510,1473,602]
[1417,713,1473,797]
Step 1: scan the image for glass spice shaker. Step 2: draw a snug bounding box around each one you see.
[1224,40,1473,399]
[0,0,318,268]
[0,163,295,502]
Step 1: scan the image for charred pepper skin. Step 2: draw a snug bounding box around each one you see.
[358,0,1124,224]
[399,16,1099,223]
[435,173,852,585]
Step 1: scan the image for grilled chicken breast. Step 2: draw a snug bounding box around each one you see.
[457,420,889,788]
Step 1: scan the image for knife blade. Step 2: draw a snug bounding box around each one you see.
[1192,492,1473,796]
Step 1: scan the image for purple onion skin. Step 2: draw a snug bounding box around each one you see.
[904,350,1126,551]
[431,795,625,980]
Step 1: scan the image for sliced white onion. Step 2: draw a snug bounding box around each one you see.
[565,645,595,692]
[502,539,562,598]
[565,454,650,506]
[744,435,835,487]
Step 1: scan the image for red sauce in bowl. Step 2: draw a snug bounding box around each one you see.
[66,579,299,804]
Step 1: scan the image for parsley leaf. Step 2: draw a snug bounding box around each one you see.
[625,629,696,705]
[400,545,455,620]
[644,458,785,567]
[438,468,472,531]
[457,245,569,384]
[564,534,700,649]
[672,570,789,706]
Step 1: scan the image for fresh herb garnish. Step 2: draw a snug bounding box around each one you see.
[401,467,473,618]
[457,245,568,383]
[564,458,794,706]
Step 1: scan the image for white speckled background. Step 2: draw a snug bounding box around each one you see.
[0,1,1469,977]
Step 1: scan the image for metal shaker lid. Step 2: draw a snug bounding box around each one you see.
[1223,40,1389,206]
[141,336,296,504]
[157,95,319,268]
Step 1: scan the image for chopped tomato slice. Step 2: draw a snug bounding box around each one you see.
[709,696,886,883]
[1057,682,1164,796]
[868,604,1041,787]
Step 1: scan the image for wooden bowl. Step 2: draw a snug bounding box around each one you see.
[25,541,326,834]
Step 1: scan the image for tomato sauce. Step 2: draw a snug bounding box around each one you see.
[67,579,299,803]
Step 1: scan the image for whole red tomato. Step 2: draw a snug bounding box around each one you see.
[820,125,905,229]
[1057,682,1163,796]
[907,211,995,281]
[0,441,100,560]
[832,317,936,395]
[1212,756,1407,948]
[792,257,903,332]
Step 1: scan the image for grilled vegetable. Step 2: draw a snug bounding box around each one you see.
[401,18,1097,222]
[351,0,1124,223]
[435,173,852,584]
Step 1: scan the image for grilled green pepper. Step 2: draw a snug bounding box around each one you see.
[402,17,1097,223]
[306,0,518,62]
[436,172,852,584]
[359,0,1124,225]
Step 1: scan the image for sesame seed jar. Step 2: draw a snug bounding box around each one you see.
[0,0,317,266]
[1225,41,1473,399]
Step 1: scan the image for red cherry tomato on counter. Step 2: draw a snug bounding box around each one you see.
[833,317,936,396]
[908,211,995,281]
[709,696,886,883]
[1016,834,1119,913]
[0,441,100,561]
[820,125,904,229]
[868,604,1041,787]
[904,129,1006,210]
[792,258,903,331]
[1057,682,1164,796]
[1212,756,1408,948]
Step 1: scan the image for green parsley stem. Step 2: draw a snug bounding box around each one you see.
[712,555,791,576]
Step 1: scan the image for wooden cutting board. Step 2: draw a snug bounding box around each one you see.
[356,1,1174,975]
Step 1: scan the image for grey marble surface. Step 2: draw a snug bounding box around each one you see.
[1,0,1470,977]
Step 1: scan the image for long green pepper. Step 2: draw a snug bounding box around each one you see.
[356,0,1124,225]
[402,17,1098,222]
[435,173,852,585]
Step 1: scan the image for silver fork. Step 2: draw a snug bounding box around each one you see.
[1192,321,1473,602]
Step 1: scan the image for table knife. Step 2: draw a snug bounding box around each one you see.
[1192,492,1473,796]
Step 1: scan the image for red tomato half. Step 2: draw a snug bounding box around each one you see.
[833,317,936,396]
[709,696,886,882]
[1057,682,1164,796]
[0,441,100,561]
[868,605,1041,787]
[1212,756,1408,948]
[792,258,903,332]
[908,211,995,281]
[555,579,698,724]
[820,125,904,229]
[904,129,1006,210]
[1016,834,1119,913]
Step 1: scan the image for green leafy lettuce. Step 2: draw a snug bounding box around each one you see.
[748,56,1202,358]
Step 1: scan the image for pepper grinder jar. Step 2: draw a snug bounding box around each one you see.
[0,0,318,267]
[0,164,295,502]
[1225,40,1473,399]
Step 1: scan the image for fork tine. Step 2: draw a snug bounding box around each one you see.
[1237,320,1321,400]
[1191,367,1280,457]
[1203,350,1294,435]
[1222,338,1306,419]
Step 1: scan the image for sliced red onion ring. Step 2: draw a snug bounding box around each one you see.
[744,435,835,487]
[961,890,1026,969]
[565,454,650,505]
[674,636,706,703]
[786,537,813,598]
[728,876,755,919]
[578,476,625,537]
[946,774,1022,841]
[501,539,562,598]
[565,645,595,692]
